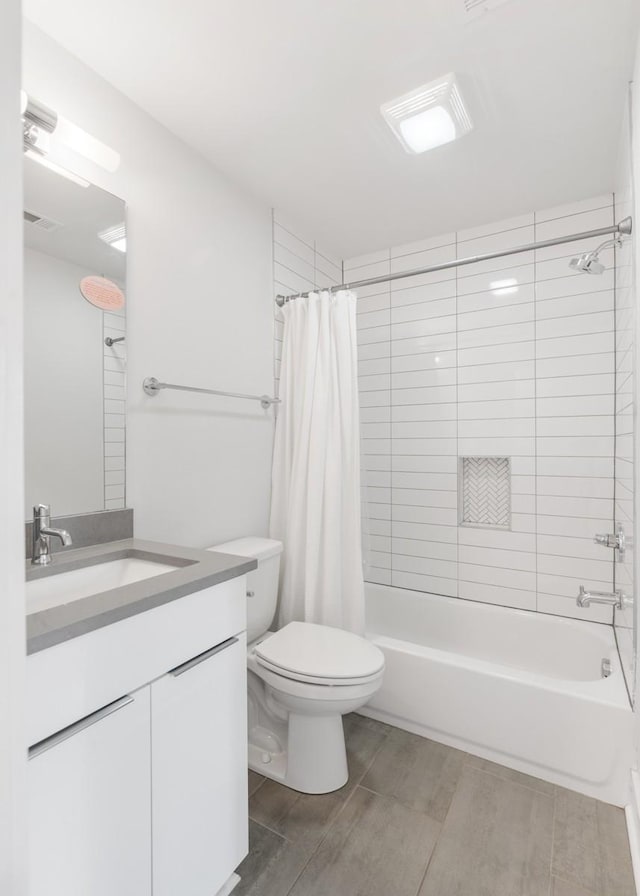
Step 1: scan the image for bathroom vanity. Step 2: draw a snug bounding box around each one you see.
[26,540,255,896]
[22,117,255,896]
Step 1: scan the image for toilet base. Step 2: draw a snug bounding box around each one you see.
[246,641,383,795]
[248,712,348,794]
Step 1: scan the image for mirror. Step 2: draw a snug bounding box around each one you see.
[23,156,127,519]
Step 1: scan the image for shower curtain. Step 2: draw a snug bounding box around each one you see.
[269,290,365,635]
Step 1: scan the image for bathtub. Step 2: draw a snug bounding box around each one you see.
[362,583,634,806]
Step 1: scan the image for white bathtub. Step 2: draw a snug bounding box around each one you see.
[362,583,634,806]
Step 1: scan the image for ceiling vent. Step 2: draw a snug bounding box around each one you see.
[463,0,513,21]
[23,209,62,231]
[381,73,473,154]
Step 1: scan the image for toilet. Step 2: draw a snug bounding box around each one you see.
[208,537,384,794]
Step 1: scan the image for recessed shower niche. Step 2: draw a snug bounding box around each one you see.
[459,456,511,530]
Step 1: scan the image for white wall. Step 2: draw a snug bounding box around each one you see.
[347,196,617,625]
[0,3,27,893]
[24,248,104,517]
[614,86,636,701]
[23,21,275,548]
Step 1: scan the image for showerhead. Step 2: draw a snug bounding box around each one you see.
[569,252,606,275]
[569,236,623,275]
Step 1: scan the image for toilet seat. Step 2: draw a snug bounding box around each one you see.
[254,621,385,686]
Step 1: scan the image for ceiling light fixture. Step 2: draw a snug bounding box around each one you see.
[99,223,127,253]
[381,73,473,154]
[21,90,120,182]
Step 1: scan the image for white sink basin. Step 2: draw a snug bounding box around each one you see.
[26,557,180,615]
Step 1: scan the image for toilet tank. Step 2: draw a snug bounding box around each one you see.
[208,537,283,643]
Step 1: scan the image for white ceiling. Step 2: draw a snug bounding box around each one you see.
[24,0,640,258]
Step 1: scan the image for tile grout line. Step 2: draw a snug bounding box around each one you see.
[549,784,559,894]
[410,745,471,896]
[249,774,266,799]
[463,757,556,800]
[351,721,394,783]
[357,304,614,335]
[251,719,394,894]
[386,249,394,588]
[246,815,289,843]
[280,781,372,896]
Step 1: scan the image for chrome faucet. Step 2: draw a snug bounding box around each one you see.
[577,585,628,610]
[31,504,72,566]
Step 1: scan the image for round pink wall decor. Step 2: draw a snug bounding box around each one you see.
[79,276,125,311]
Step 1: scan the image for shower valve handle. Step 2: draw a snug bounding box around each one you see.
[594,534,617,547]
[594,525,625,558]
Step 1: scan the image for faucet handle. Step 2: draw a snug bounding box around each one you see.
[594,525,626,559]
[33,503,50,520]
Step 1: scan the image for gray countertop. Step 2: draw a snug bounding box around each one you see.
[26,539,256,655]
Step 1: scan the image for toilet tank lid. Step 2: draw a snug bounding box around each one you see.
[207,536,283,561]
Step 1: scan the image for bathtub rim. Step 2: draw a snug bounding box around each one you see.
[367,630,631,709]
[364,582,631,709]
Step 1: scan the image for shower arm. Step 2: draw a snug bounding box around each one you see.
[583,235,624,259]
[275,216,632,305]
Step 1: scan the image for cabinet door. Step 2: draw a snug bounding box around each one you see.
[28,687,152,896]
[152,634,248,896]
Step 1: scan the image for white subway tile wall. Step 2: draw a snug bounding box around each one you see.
[103,309,126,509]
[461,457,510,528]
[272,198,619,628]
[614,105,635,699]
[272,210,343,396]
[348,195,617,623]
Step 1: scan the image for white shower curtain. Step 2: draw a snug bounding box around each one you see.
[269,290,365,635]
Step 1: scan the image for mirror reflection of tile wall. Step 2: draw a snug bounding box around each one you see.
[103,311,126,509]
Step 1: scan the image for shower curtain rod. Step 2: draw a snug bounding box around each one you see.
[275,216,633,306]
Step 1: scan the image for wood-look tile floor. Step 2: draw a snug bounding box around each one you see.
[234,714,636,896]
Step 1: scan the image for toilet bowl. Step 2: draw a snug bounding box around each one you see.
[209,537,384,794]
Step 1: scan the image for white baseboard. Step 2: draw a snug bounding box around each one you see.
[625,770,640,896]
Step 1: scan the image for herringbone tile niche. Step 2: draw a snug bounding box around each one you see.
[460,456,511,530]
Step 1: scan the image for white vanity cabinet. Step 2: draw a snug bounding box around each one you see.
[28,686,152,896]
[152,636,248,896]
[27,574,248,896]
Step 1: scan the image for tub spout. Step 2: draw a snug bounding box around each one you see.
[577,586,627,610]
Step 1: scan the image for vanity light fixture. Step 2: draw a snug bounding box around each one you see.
[21,90,120,184]
[24,149,90,188]
[53,115,120,173]
[99,223,127,253]
[381,73,473,154]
